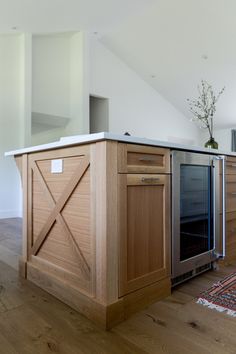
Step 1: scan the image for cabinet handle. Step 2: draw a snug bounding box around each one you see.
[139,156,155,162]
[228,163,236,168]
[141,177,160,183]
[230,192,236,196]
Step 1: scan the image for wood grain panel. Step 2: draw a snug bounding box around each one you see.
[94,141,119,305]
[27,146,94,296]
[119,174,171,297]
[226,156,236,175]
[31,255,91,295]
[226,174,236,212]
[127,185,164,280]
[225,211,236,264]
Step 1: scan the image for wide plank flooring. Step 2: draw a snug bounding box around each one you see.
[0,218,235,354]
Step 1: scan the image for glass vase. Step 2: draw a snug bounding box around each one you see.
[204,137,218,149]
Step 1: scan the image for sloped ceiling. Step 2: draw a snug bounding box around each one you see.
[1,0,235,129]
[101,0,236,129]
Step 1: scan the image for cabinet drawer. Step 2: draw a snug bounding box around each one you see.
[226,157,236,175]
[226,175,236,212]
[118,143,170,174]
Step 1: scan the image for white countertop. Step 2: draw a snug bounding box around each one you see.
[5,132,236,157]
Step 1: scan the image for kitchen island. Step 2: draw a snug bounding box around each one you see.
[5,132,236,328]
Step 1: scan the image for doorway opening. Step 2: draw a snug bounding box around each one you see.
[89,95,109,134]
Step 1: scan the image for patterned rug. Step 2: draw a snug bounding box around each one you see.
[197,272,236,317]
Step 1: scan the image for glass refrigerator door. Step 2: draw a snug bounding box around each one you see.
[180,164,213,261]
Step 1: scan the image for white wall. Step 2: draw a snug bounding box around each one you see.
[32,33,71,118]
[89,38,200,145]
[0,35,24,218]
[31,32,89,144]
[66,32,89,135]
[19,33,32,147]
[200,128,233,152]
[31,126,66,146]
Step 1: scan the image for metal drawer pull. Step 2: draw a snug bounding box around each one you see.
[228,164,236,168]
[231,192,236,196]
[141,177,160,183]
[139,156,156,162]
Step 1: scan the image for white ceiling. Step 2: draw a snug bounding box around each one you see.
[101,0,236,129]
[1,0,235,129]
[0,0,154,33]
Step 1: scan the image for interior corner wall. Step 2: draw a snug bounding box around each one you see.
[89,38,200,145]
[19,33,32,148]
[65,31,89,135]
[32,33,71,118]
[0,35,23,219]
[31,126,67,146]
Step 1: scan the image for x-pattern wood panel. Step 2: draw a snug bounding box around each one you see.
[30,155,91,279]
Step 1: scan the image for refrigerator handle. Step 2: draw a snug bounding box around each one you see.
[212,161,216,253]
[213,155,226,258]
[221,156,226,258]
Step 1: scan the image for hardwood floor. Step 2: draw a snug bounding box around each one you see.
[0,218,21,270]
[0,218,235,353]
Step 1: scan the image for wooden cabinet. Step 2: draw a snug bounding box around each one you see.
[225,212,236,262]
[14,140,171,329]
[226,174,236,213]
[224,156,236,264]
[118,174,170,296]
[226,157,236,175]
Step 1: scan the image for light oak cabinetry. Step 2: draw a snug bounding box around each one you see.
[118,174,170,296]
[224,156,236,264]
[118,143,171,298]
[14,140,171,329]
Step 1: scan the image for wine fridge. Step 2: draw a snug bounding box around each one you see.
[172,150,225,286]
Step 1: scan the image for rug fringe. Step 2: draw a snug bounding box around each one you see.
[197,298,236,317]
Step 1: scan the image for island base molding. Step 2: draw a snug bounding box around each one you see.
[26,262,170,329]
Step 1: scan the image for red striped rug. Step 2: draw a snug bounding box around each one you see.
[197,272,236,317]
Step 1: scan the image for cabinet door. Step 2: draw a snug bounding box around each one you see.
[226,174,236,213]
[118,174,171,297]
[225,211,236,264]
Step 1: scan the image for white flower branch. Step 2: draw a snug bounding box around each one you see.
[187,80,225,138]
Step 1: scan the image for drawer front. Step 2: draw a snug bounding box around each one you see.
[226,175,236,212]
[118,143,170,174]
[226,157,236,175]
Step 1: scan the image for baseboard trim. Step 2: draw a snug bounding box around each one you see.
[0,210,22,219]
